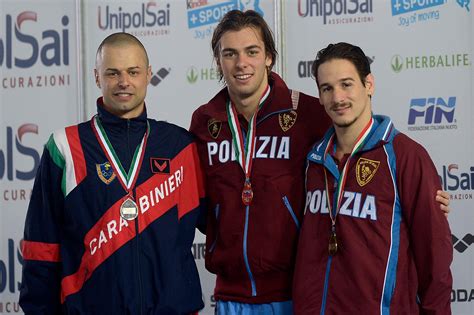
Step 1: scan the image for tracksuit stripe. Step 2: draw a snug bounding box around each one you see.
[22,240,61,262]
[283,196,300,229]
[51,127,86,197]
[380,144,401,315]
[320,256,333,315]
[65,126,87,187]
[243,205,257,296]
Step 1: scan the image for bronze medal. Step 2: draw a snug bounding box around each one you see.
[242,180,253,206]
[328,230,338,256]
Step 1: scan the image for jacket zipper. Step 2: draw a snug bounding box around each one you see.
[128,119,143,315]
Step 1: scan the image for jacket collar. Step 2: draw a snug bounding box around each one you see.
[307,115,398,172]
[96,97,148,127]
[206,72,297,122]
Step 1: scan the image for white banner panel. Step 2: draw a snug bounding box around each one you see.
[0,0,82,314]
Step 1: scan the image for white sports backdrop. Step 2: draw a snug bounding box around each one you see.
[0,1,472,314]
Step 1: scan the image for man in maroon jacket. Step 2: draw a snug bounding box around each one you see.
[293,42,452,314]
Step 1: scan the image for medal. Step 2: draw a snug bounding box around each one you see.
[328,229,338,255]
[323,118,374,257]
[92,116,150,220]
[242,179,253,205]
[227,85,270,206]
[120,198,139,220]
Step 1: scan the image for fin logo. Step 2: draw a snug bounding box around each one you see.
[407,97,456,125]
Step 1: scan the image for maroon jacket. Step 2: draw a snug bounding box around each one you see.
[293,115,452,314]
[190,72,331,303]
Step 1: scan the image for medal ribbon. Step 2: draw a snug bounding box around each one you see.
[324,117,374,226]
[226,85,270,181]
[92,115,149,192]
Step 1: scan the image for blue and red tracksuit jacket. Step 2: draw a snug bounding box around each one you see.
[189,72,331,304]
[293,115,452,314]
[19,100,205,315]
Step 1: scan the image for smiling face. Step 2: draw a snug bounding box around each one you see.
[94,43,151,119]
[317,58,374,132]
[217,26,272,108]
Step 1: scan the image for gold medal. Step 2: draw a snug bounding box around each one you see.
[242,180,253,206]
[328,230,338,256]
[120,198,138,220]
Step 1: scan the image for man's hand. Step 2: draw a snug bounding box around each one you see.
[436,190,451,217]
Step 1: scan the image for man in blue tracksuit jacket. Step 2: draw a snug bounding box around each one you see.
[19,33,205,315]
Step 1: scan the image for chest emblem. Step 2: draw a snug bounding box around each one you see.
[279,110,297,132]
[208,118,222,139]
[151,158,170,174]
[96,161,116,184]
[356,157,380,187]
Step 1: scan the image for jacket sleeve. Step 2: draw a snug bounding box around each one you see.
[19,134,65,315]
[188,107,208,234]
[394,134,452,314]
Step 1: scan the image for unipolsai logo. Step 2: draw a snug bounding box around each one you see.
[186,0,264,40]
[407,97,457,131]
[438,164,474,199]
[97,2,170,36]
[297,0,374,25]
[0,11,70,69]
[0,238,23,313]
[0,124,40,182]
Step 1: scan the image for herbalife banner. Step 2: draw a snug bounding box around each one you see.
[0,0,82,313]
[284,0,473,314]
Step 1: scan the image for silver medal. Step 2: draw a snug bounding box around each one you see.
[120,198,138,220]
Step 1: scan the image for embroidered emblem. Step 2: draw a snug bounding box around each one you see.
[356,157,380,187]
[150,158,170,174]
[279,110,297,132]
[208,118,221,139]
[96,161,116,184]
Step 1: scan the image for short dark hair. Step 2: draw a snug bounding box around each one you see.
[312,42,371,87]
[96,32,149,67]
[211,10,277,81]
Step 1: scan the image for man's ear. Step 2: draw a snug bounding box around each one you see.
[147,65,152,84]
[94,69,101,88]
[365,73,374,97]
